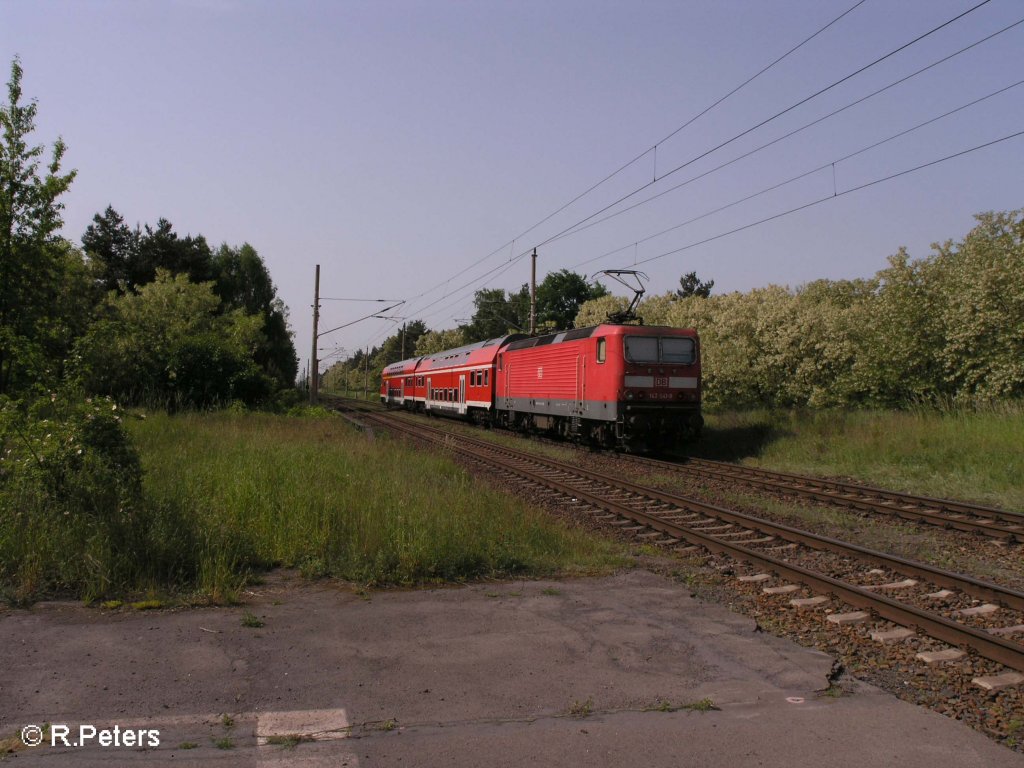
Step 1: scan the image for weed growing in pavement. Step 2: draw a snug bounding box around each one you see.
[541,587,561,596]
[241,612,264,628]
[220,714,235,729]
[177,742,198,750]
[214,738,234,750]
[643,699,678,712]
[569,698,594,717]
[266,734,312,748]
[681,697,719,712]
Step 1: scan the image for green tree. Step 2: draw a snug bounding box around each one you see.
[133,218,214,286]
[212,243,298,387]
[536,269,609,330]
[81,205,139,291]
[371,320,428,371]
[415,328,466,356]
[463,288,522,342]
[0,57,77,394]
[675,271,714,299]
[73,271,268,408]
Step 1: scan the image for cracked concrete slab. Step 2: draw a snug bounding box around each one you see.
[0,569,1016,766]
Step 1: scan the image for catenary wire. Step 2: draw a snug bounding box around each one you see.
[627,129,1024,270]
[531,0,995,251]
[568,78,1024,270]
[392,0,871,323]
[547,16,1024,247]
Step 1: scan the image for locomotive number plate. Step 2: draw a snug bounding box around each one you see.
[654,376,669,388]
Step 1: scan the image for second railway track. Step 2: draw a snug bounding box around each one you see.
[628,453,1024,542]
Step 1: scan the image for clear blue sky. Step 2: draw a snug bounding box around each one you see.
[4,0,1022,376]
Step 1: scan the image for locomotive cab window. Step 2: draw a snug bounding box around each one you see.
[597,337,606,363]
[624,336,658,363]
[661,337,695,364]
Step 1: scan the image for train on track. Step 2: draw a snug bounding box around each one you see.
[380,322,702,451]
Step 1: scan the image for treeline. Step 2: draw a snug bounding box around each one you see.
[322,270,607,393]
[576,210,1024,409]
[1,58,298,601]
[76,208,297,407]
[0,59,296,409]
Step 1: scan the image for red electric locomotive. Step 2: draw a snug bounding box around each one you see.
[381,323,701,451]
[494,323,701,450]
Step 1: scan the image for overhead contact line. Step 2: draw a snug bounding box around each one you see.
[550,17,1024,250]
[532,0,996,252]
[570,80,1024,269]
[394,0,870,323]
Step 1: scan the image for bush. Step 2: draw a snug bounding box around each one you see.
[0,391,195,602]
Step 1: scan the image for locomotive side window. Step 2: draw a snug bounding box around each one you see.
[624,336,658,363]
[597,337,606,363]
[661,337,695,364]
[484,370,489,386]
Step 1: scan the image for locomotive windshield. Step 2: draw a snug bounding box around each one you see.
[624,336,695,364]
[661,337,695,363]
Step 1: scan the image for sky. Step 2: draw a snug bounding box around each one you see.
[3,0,1022,377]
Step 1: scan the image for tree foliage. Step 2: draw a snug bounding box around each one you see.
[82,210,298,390]
[212,243,298,388]
[73,271,270,408]
[675,271,714,298]
[461,269,608,343]
[0,57,78,395]
[415,328,466,356]
[576,211,1024,409]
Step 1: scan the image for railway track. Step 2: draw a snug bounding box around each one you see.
[329,398,1024,682]
[337,396,1023,542]
[630,453,1024,543]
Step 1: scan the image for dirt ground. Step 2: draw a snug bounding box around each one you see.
[1,569,1019,767]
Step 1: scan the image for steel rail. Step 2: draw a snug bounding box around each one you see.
[411,422,1024,612]
[337,396,1023,539]
[669,456,1024,528]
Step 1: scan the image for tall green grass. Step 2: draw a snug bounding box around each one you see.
[694,404,1024,510]
[129,412,624,600]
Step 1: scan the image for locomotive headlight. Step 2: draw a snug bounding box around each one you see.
[625,390,635,400]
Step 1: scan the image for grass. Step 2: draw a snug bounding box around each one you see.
[691,405,1024,510]
[124,412,625,601]
[568,697,594,717]
[241,611,264,628]
[681,697,719,712]
[266,734,312,747]
[129,599,163,611]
